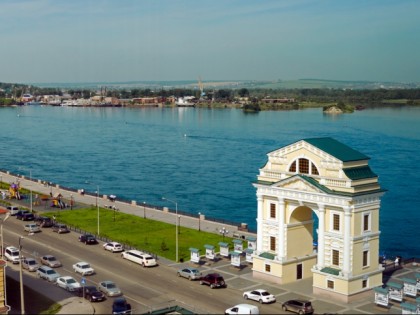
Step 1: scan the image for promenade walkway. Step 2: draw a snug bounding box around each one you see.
[1,170,419,314]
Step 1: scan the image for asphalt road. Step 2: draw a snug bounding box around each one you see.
[3,215,286,314]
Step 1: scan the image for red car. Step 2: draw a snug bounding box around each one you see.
[199,273,227,289]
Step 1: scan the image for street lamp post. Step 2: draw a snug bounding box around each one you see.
[162,197,178,262]
[1,213,10,259]
[19,236,25,315]
[143,202,146,219]
[96,186,100,236]
[198,212,201,232]
[219,227,228,241]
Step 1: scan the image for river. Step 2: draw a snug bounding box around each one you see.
[0,105,419,259]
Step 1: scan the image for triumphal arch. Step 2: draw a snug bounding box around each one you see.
[252,137,385,302]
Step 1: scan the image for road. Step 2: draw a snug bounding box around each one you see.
[3,216,286,314]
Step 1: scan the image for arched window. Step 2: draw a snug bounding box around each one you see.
[288,158,319,176]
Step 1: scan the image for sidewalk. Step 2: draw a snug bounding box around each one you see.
[57,297,94,315]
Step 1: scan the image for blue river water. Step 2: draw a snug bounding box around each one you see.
[0,105,419,259]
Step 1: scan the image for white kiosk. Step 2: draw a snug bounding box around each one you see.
[245,236,257,251]
[204,244,216,261]
[388,282,404,302]
[401,302,417,314]
[416,273,420,292]
[233,239,243,253]
[245,248,254,263]
[402,278,417,298]
[219,242,230,258]
[189,247,200,264]
[230,251,241,268]
[374,286,389,308]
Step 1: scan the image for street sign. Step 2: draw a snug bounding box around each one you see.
[81,277,86,285]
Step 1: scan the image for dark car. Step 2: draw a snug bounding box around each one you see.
[282,300,314,314]
[52,224,70,234]
[16,211,34,221]
[112,297,131,314]
[78,233,97,245]
[35,216,53,228]
[199,273,227,289]
[75,285,106,302]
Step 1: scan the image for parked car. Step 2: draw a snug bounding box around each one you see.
[121,250,157,267]
[112,297,131,314]
[4,246,20,264]
[177,267,202,280]
[243,289,276,304]
[103,242,124,253]
[37,265,61,282]
[78,233,98,244]
[225,304,260,315]
[199,273,227,289]
[72,261,95,276]
[22,257,40,271]
[16,210,34,221]
[52,224,70,234]
[24,223,41,233]
[281,300,314,314]
[75,285,106,302]
[6,206,20,215]
[40,254,62,268]
[35,216,53,227]
[56,276,81,292]
[98,280,122,297]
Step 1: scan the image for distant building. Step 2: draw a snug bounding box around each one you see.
[252,137,385,303]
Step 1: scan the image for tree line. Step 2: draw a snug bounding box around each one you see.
[1,82,420,105]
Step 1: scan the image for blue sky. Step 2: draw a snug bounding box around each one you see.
[1,0,419,83]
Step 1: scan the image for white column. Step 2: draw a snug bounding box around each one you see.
[256,194,264,252]
[343,206,352,276]
[277,198,285,260]
[317,204,325,268]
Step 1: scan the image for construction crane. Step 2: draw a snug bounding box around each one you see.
[198,76,205,99]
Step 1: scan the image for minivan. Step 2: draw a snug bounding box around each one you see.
[225,304,259,315]
[4,246,20,264]
[281,300,314,314]
[6,206,20,216]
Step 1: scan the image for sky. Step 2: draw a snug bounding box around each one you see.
[1,0,419,84]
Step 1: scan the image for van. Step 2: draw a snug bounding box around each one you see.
[121,250,157,267]
[4,246,20,264]
[6,206,20,216]
[225,304,259,315]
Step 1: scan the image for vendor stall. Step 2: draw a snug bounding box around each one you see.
[374,286,389,307]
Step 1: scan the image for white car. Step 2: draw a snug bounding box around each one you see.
[56,276,81,291]
[103,242,124,253]
[243,289,276,304]
[24,223,41,233]
[72,261,95,276]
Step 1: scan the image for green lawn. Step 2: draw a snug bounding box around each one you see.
[47,206,235,262]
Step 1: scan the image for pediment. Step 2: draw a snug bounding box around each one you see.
[271,175,327,194]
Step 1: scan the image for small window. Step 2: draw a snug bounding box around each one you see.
[265,264,271,272]
[270,203,276,219]
[362,279,368,288]
[363,213,370,231]
[311,163,319,175]
[332,250,339,266]
[270,236,276,251]
[327,280,334,289]
[363,250,369,267]
[333,214,340,231]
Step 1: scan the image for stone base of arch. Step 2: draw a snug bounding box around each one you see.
[252,254,317,285]
[312,269,383,303]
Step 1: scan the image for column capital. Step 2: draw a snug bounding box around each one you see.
[317,203,325,212]
[277,197,285,204]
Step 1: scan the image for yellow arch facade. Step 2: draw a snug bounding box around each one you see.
[252,137,385,303]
